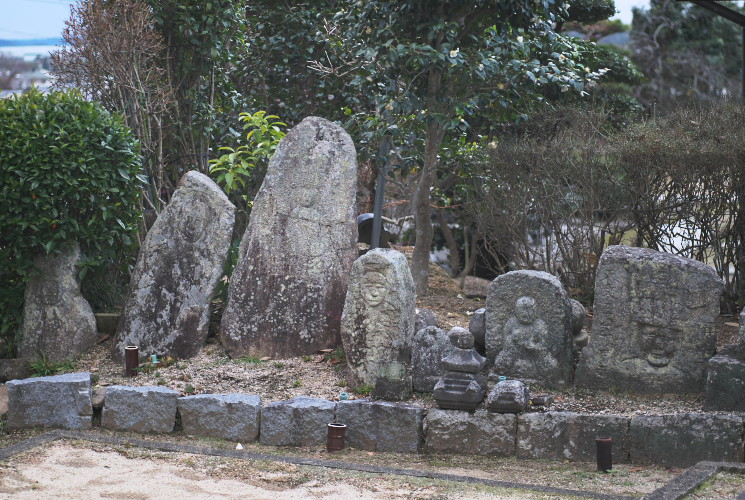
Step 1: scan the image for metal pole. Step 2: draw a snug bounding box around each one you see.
[371,137,391,250]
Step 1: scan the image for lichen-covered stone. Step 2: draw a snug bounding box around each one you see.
[7,372,92,430]
[18,243,98,363]
[412,326,450,392]
[630,413,743,467]
[341,248,415,386]
[706,342,745,411]
[114,171,235,362]
[178,394,260,442]
[424,409,516,456]
[576,246,723,393]
[517,412,630,463]
[569,299,588,354]
[0,358,30,383]
[101,385,178,433]
[336,400,423,452]
[415,308,438,334]
[221,117,358,358]
[259,396,336,447]
[487,380,530,414]
[371,361,412,401]
[486,271,575,388]
[433,328,486,411]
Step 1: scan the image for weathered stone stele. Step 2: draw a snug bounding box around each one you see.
[341,248,416,386]
[485,270,575,388]
[411,326,450,392]
[221,117,358,358]
[19,242,98,363]
[576,246,723,393]
[114,171,235,361]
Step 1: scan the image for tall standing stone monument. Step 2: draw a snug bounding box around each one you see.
[114,171,235,361]
[486,270,575,387]
[19,242,98,363]
[576,246,723,393]
[341,248,416,386]
[221,117,358,358]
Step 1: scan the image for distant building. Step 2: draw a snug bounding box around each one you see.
[9,68,54,92]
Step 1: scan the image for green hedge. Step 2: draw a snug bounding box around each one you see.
[0,89,143,355]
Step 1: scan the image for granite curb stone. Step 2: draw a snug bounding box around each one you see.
[630,413,744,467]
[424,409,517,456]
[7,372,92,430]
[101,385,179,433]
[259,396,336,447]
[336,399,424,452]
[517,412,630,463]
[178,393,260,442]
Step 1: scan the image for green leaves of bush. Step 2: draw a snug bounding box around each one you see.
[0,88,142,353]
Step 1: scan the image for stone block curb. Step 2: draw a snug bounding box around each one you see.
[630,413,744,468]
[259,396,335,447]
[336,399,424,453]
[424,409,516,456]
[178,393,260,443]
[101,385,179,433]
[517,412,630,463]
[7,372,92,430]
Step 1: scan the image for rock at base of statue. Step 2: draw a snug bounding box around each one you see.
[576,246,723,394]
[411,326,450,393]
[18,242,98,364]
[487,379,530,414]
[114,171,235,362]
[341,248,416,386]
[372,361,412,401]
[433,328,486,411]
[220,117,358,359]
[705,343,745,411]
[486,271,575,389]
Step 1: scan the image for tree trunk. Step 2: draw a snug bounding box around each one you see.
[411,67,445,296]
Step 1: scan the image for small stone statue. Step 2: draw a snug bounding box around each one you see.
[433,328,486,411]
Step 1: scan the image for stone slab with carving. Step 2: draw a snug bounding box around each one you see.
[114,171,235,361]
[221,117,357,358]
[18,242,98,364]
[576,246,723,393]
[341,248,415,386]
[486,270,575,388]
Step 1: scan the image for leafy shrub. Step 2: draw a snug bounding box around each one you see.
[0,88,142,354]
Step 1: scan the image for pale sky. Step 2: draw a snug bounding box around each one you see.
[0,0,648,41]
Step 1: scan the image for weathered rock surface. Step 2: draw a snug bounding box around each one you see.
[114,171,235,362]
[336,400,423,452]
[424,409,516,456]
[414,308,438,334]
[486,271,575,388]
[412,326,450,392]
[6,372,92,430]
[469,308,486,354]
[576,246,723,393]
[18,243,98,363]
[101,385,178,433]
[371,361,412,401]
[517,412,630,463]
[341,248,416,386]
[259,396,336,447]
[706,343,745,411]
[221,117,358,358]
[178,394,260,442]
[630,413,743,467]
[0,358,30,383]
[487,380,530,414]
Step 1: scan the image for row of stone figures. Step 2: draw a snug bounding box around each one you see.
[16,116,741,408]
